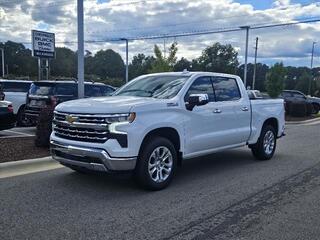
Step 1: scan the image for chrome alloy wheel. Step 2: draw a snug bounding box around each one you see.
[148,146,173,183]
[263,130,275,155]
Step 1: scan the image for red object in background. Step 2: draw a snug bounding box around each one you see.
[8,104,13,113]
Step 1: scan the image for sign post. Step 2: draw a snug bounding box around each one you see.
[32,30,55,80]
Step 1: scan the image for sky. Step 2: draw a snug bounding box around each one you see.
[0,0,319,67]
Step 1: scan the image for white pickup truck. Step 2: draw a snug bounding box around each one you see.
[50,72,285,190]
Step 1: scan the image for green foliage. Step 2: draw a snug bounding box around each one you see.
[197,42,239,74]
[129,54,155,79]
[294,71,312,94]
[149,42,178,73]
[51,47,76,77]
[174,57,192,71]
[266,62,287,98]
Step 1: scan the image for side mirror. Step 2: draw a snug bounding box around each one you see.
[186,93,209,111]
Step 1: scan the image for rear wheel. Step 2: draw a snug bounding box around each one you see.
[134,137,177,190]
[250,125,277,160]
[312,103,320,114]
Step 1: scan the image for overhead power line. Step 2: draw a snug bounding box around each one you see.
[1,18,320,45]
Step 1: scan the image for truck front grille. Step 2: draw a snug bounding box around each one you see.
[53,111,109,143]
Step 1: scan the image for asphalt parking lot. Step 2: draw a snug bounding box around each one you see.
[0,122,320,240]
[0,127,36,138]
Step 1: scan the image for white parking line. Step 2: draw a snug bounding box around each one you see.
[2,129,35,137]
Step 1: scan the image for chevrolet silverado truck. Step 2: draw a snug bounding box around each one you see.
[50,72,285,190]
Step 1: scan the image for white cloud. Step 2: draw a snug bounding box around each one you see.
[0,0,319,67]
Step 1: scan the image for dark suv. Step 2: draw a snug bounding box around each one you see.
[281,90,320,114]
[25,81,115,124]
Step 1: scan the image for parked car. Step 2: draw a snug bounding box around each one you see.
[0,101,15,131]
[25,80,115,125]
[281,90,320,114]
[0,80,32,126]
[50,71,285,190]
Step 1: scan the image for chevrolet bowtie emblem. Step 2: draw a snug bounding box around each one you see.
[66,115,78,124]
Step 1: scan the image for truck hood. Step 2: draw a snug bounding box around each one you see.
[55,96,165,114]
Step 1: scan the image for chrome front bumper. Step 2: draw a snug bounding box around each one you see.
[50,141,137,172]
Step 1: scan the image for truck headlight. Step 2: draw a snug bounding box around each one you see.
[106,113,136,123]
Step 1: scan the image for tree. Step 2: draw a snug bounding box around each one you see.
[89,49,125,79]
[237,63,269,91]
[51,47,77,78]
[295,71,312,94]
[129,54,155,79]
[266,62,287,98]
[149,42,178,73]
[174,57,192,71]
[197,42,239,74]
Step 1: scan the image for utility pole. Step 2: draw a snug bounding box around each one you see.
[240,26,250,87]
[163,39,166,59]
[0,48,4,78]
[309,41,316,96]
[121,38,129,83]
[252,37,259,90]
[77,0,85,98]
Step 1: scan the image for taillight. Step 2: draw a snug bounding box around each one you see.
[8,104,13,112]
[51,96,57,107]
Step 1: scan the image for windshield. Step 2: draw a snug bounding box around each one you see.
[113,75,189,99]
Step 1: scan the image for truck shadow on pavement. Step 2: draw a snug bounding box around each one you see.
[56,147,260,194]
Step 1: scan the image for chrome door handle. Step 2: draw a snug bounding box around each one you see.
[241,107,249,111]
[213,109,222,114]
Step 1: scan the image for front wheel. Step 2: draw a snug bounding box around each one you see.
[134,137,177,190]
[250,125,277,160]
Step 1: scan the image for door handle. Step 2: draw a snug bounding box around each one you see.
[213,109,222,114]
[241,107,249,111]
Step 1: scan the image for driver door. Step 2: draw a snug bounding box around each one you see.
[184,76,218,155]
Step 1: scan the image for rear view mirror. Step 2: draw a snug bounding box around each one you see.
[186,94,209,111]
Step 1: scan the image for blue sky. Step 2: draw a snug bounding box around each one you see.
[237,0,318,9]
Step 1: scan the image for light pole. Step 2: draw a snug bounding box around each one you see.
[121,38,129,83]
[252,37,258,90]
[309,41,316,96]
[0,48,4,78]
[240,26,250,88]
[77,0,84,99]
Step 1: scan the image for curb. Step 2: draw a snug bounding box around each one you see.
[0,156,63,179]
[286,117,320,125]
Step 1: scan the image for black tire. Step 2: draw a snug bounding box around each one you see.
[34,107,54,148]
[250,125,277,161]
[134,137,177,191]
[312,103,320,114]
[16,105,26,127]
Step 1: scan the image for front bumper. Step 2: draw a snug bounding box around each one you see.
[50,141,137,172]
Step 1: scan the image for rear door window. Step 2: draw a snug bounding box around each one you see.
[212,77,241,101]
[56,84,77,97]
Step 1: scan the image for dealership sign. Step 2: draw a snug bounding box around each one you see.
[32,30,55,58]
